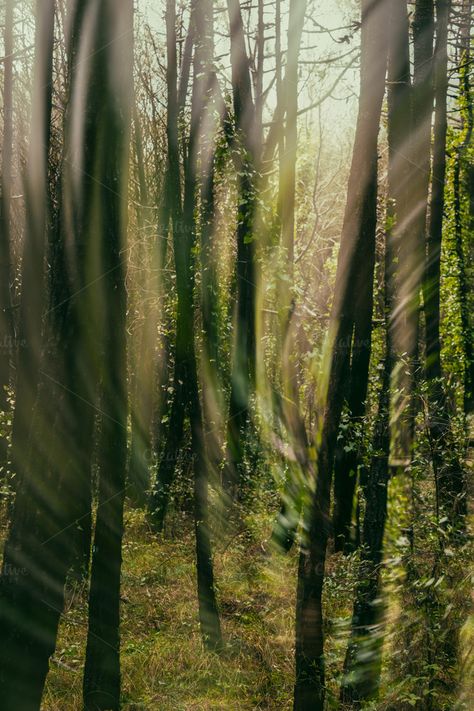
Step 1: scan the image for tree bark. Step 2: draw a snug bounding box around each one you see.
[128,110,155,507]
[197,0,223,480]
[148,0,222,650]
[340,348,391,705]
[223,0,258,497]
[272,0,309,552]
[425,0,449,385]
[9,0,55,496]
[181,0,222,650]
[424,0,467,527]
[0,2,102,706]
[293,2,390,707]
[332,255,376,552]
[386,0,434,470]
[340,1,410,700]
[0,0,15,472]
[148,0,187,530]
[82,1,133,708]
[454,0,474,414]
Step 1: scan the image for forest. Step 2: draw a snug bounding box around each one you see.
[0,0,472,709]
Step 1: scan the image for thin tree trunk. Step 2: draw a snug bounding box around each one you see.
[453,157,474,414]
[149,0,222,649]
[148,0,186,529]
[149,366,186,531]
[181,0,222,649]
[224,0,258,497]
[0,0,15,472]
[454,0,474,414]
[128,110,155,507]
[189,348,222,650]
[424,0,467,527]
[197,0,223,480]
[425,0,450,386]
[340,337,391,705]
[293,2,390,707]
[332,247,377,551]
[272,0,309,552]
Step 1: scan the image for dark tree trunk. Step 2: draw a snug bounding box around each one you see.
[181,0,222,650]
[151,179,172,473]
[425,0,449,386]
[147,0,193,528]
[224,0,258,496]
[0,0,15,472]
[339,2,411,701]
[454,0,474,414]
[332,255,376,552]
[149,365,186,531]
[148,0,186,529]
[281,0,307,266]
[424,0,467,527]
[82,1,133,708]
[149,0,222,649]
[453,156,474,414]
[332,0,402,555]
[388,0,433,467]
[465,162,474,414]
[293,2,390,708]
[340,358,390,705]
[9,0,55,495]
[380,6,433,628]
[412,0,434,265]
[0,8,55,708]
[197,0,223,479]
[0,2,102,706]
[189,349,222,650]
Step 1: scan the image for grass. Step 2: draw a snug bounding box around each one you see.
[0,489,471,709]
[42,507,302,710]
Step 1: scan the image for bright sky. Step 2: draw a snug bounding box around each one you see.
[137,0,360,142]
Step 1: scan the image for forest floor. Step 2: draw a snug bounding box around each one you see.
[41,505,357,710]
[0,496,472,710]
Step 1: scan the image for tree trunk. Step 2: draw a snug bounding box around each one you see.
[224,0,258,497]
[424,0,467,528]
[128,109,157,508]
[272,0,309,552]
[149,0,222,649]
[332,248,376,552]
[182,0,222,650]
[197,0,223,481]
[339,2,411,700]
[293,2,390,707]
[9,0,55,495]
[425,0,449,386]
[148,0,188,528]
[0,2,101,706]
[82,1,132,708]
[340,351,391,705]
[454,0,474,414]
[0,0,15,472]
